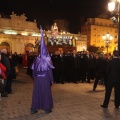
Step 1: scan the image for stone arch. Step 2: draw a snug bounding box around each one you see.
[0,42,11,52]
[25,43,34,53]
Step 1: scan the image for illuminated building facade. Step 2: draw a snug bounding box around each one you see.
[81,18,117,53]
[0,12,87,54]
[0,12,40,54]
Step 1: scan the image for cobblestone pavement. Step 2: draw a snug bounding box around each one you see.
[0,68,120,120]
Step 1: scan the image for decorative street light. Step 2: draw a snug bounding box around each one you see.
[102,33,113,53]
[108,0,120,53]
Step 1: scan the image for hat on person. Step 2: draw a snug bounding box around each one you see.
[31,26,54,71]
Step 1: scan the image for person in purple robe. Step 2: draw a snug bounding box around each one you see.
[31,26,55,114]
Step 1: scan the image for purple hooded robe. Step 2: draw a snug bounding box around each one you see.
[31,26,54,111]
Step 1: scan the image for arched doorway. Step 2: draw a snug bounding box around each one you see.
[0,42,10,52]
[25,43,34,53]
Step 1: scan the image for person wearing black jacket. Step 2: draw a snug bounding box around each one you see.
[5,54,16,94]
[93,53,108,91]
[71,51,79,83]
[101,50,120,108]
[52,50,65,84]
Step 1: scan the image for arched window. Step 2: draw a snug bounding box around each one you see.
[25,43,34,53]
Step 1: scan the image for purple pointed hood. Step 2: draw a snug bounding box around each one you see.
[31,26,54,71]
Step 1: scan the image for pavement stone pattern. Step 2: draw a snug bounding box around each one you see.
[0,68,120,120]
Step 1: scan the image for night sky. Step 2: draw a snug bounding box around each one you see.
[0,0,109,33]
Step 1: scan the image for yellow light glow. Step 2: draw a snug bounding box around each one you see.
[21,32,28,36]
[118,0,120,3]
[32,33,40,36]
[102,35,106,40]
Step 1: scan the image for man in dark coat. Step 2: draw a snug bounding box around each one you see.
[101,50,120,108]
[71,51,79,83]
[57,50,65,84]
[52,51,60,83]
[6,54,16,94]
[79,51,89,83]
[93,53,108,91]
[64,52,73,83]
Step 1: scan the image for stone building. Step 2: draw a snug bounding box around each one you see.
[0,12,39,54]
[0,12,87,54]
[81,17,117,53]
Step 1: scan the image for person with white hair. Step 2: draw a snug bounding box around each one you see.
[1,48,7,53]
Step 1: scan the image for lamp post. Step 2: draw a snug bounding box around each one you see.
[108,0,120,53]
[102,33,113,53]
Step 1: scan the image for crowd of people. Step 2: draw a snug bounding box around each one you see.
[0,48,22,97]
[26,50,111,86]
[27,49,120,109]
[0,49,18,97]
[1,47,120,110]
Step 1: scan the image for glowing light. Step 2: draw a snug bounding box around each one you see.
[4,30,17,35]
[32,33,41,36]
[108,2,115,12]
[21,32,28,36]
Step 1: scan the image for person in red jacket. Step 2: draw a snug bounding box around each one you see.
[0,53,7,97]
[0,62,6,79]
[0,53,6,79]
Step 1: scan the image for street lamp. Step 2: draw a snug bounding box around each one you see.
[108,0,120,53]
[102,33,113,53]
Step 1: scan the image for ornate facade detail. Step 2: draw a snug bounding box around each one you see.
[0,13,87,54]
